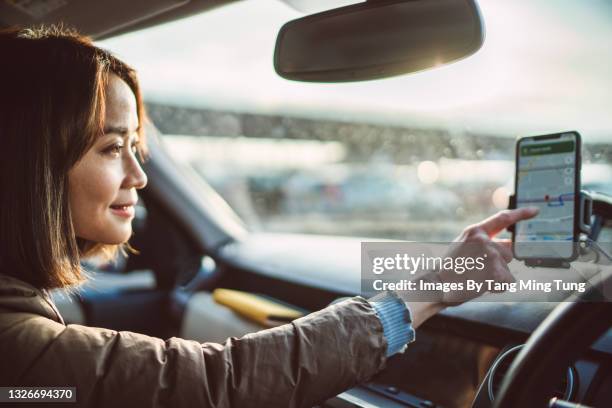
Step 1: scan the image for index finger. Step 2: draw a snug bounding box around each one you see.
[477,207,539,237]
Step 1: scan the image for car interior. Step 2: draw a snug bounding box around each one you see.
[2,0,612,407]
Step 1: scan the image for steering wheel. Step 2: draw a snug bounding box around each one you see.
[493,269,612,408]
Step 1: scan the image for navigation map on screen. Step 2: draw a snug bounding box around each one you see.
[514,133,577,258]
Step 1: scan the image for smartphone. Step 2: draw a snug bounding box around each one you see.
[513,131,581,263]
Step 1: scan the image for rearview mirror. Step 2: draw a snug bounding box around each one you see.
[274,0,484,82]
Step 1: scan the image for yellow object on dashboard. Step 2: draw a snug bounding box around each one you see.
[212,288,304,327]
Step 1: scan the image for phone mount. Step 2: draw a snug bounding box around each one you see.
[507,190,612,268]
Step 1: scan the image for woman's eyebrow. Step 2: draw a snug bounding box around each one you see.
[103,125,138,136]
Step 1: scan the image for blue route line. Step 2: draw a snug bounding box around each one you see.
[517,192,575,207]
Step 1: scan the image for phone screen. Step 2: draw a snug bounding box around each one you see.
[514,132,580,260]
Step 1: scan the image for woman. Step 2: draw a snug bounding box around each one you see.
[0,26,537,407]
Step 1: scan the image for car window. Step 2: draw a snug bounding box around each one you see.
[99,0,612,241]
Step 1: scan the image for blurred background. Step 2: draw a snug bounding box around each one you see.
[100,0,612,241]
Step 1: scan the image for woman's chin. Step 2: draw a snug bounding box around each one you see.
[109,231,132,245]
[93,225,133,245]
[105,217,134,242]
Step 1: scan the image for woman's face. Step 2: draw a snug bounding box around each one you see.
[68,74,147,244]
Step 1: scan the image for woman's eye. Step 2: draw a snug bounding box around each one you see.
[104,143,123,156]
[102,139,139,157]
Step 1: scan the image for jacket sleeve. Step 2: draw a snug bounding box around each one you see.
[19,296,388,408]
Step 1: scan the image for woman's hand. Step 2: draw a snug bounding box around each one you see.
[397,207,539,328]
[437,207,539,305]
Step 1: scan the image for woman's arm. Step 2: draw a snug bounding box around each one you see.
[6,297,389,408]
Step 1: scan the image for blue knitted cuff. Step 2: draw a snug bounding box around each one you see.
[368,291,416,356]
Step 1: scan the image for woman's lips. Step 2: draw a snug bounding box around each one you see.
[109,204,135,218]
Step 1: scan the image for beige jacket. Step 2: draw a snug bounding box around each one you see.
[0,274,388,407]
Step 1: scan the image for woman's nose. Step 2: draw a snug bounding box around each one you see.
[123,153,148,190]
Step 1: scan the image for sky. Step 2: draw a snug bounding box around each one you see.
[99,0,612,142]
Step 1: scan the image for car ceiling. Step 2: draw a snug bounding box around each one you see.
[0,0,240,39]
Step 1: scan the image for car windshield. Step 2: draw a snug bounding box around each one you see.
[99,0,612,241]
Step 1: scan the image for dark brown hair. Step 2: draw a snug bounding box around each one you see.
[0,25,148,289]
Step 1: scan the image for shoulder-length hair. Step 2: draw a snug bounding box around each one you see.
[0,25,149,289]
